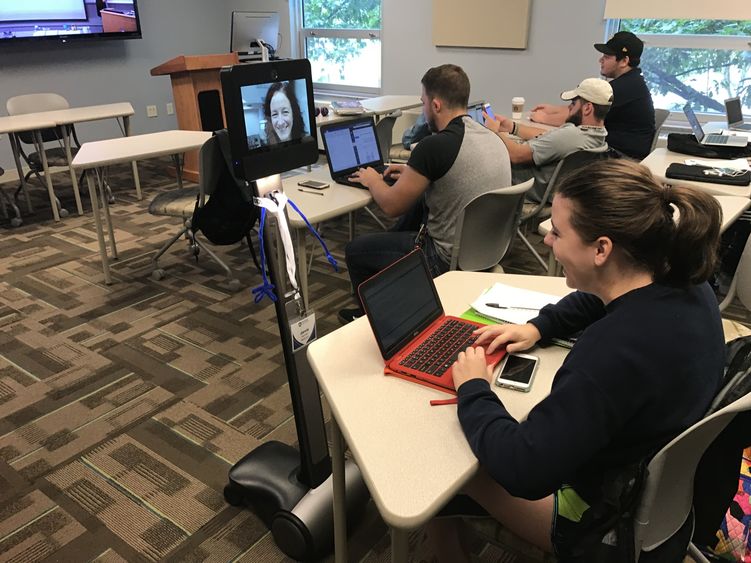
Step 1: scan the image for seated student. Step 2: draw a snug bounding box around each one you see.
[430,159,725,562]
[530,32,656,160]
[484,78,611,202]
[338,64,511,323]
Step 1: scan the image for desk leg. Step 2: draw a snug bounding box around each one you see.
[348,211,355,241]
[63,124,83,215]
[98,169,118,260]
[34,131,60,222]
[9,133,33,213]
[391,528,409,563]
[296,229,309,310]
[123,116,142,200]
[331,418,348,563]
[86,170,112,284]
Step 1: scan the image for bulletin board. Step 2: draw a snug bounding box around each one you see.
[432,0,532,49]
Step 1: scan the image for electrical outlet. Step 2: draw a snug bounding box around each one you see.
[166,102,174,115]
[146,105,158,118]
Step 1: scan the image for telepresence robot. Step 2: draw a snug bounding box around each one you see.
[219,60,369,561]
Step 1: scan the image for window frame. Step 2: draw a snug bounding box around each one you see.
[295,1,383,96]
[605,19,751,120]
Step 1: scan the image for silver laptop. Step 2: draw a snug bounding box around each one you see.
[466,101,485,124]
[683,103,747,147]
[725,97,751,132]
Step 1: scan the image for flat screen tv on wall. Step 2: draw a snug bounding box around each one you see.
[0,0,142,44]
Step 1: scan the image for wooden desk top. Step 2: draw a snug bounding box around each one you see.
[641,148,751,198]
[72,130,211,169]
[307,271,571,529]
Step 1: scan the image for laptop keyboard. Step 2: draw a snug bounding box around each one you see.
[705,134,729,144]
[399,319,478,376]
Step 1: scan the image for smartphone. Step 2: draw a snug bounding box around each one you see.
[494,353,538,392]
[483,103,495,120]
[297,179,330,190]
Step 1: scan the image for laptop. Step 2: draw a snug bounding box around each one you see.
[359,250,506,392]
[466,101,486,124]
[320,116,395,188]
[683,103,748,147]
[725,97,751,132]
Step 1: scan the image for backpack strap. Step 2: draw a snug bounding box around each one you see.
[214,129,255,204]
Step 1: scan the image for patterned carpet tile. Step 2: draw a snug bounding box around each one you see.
[0,490,86,563]
[153,401,260,465]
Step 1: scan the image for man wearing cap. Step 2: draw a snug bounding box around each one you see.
[484,78,611,202]
[530,31,655,160]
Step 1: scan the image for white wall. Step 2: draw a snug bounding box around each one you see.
[382,0,608,114]
[0,0,607,169]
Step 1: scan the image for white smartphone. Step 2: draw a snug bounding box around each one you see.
[494,353,538,392]
[297,179,330,190]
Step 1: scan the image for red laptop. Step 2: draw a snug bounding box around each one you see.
[358,250,505,393]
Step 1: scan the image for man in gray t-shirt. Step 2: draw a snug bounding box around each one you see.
[485,78,612,201]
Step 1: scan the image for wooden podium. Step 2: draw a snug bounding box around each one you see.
[151,53,239,181]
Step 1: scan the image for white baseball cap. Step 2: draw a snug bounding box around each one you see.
[560,78,613,106]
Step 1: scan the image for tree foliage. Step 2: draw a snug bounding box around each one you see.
[621,19,751,112]
[302,0,381,83]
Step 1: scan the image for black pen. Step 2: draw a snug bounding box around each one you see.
[485,303,539,311]
[298,188,325,196]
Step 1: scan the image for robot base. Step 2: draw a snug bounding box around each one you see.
[224,441,369,561]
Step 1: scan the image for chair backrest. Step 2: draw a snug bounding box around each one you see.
[521,147,610,223]
[374,110,402,164]
[7,93,70,144]
[633,390,751,556]
[650,109,670,152]
[450,178,534,271]
[719,232,751,313]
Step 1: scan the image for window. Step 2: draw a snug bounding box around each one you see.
[298,0,381,94]
[609,19,751,115]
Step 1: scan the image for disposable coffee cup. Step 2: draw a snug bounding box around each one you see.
[512,97,525,120]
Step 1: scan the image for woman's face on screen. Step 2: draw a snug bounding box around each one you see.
[270,91,293,141]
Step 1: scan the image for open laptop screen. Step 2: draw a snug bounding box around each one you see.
[467,102,485,123]
[322,117,383,175]
[683,103,705,141]
[359,251,443,359]
[725,97,744,127]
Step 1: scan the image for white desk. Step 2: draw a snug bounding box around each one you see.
[307,271,571,562]
[72,130,212,284]
[315,94,422,128]
[1,102,136,221]
[0,114,60,221]
[538,195,751,274]
[282,171,372,309]
[641,148,751,198]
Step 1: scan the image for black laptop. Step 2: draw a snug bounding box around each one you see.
[320,116,394,188]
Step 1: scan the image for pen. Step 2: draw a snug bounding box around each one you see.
[485,303,539,311]
[430,398,458,406]
[298,188,325,196]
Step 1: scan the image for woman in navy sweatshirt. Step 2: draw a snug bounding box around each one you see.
[432,159,725,562]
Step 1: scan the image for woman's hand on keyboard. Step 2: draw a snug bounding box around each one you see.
[473,323,541,354]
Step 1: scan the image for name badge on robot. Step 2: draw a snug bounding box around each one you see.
[286,299,317,351]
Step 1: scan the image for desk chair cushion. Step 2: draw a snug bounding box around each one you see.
[27,146,78,169]
[149,187,200,219]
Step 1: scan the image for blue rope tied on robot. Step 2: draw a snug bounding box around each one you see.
[286,198,338,273]
[251,196,338,304]
[252,208,277,303]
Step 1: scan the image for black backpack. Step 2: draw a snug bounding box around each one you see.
[192,129,259,246]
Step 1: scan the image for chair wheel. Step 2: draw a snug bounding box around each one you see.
[58,208,69,218]
[188,243,200,260]
[10,217,22,228]
[151,269,165,281]
[228,278,241,292]
[108,196,116,205]
[223,484,245,507]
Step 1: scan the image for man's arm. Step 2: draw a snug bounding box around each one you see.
[529,104,568,126]
[349,164,430,217]
[483,111,544,165]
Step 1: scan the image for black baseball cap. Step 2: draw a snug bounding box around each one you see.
[594,31,643,61]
